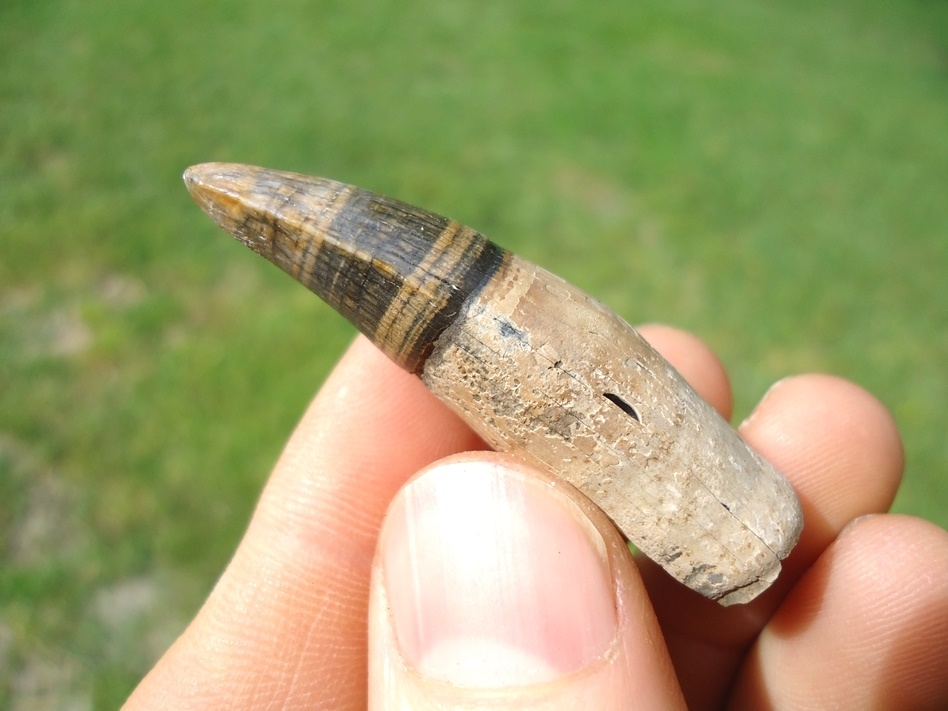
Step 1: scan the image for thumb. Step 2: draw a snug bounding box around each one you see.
[368,453,685,710]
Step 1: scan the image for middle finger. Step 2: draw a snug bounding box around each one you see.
[637,374,903,710]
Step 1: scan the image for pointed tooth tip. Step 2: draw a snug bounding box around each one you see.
[182,163,215,198]
[182,163,253,227]
[183,162,224,188]
[183,163,248,208]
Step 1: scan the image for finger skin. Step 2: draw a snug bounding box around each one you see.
[636,323,733,421]
[125,324,916,710]
[637,375,906,710]
[368,453,686,710]
[124,336,484,710]
[730,514,948,709]
[123,325,717,709]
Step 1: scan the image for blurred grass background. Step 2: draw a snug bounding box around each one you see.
[1,0,946,706]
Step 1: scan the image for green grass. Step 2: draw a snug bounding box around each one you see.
[2,0,946,705]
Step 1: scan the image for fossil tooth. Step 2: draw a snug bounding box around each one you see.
[184,162,804,605]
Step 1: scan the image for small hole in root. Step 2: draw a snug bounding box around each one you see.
[604,393,641,422]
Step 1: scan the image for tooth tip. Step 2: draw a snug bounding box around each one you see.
[182,164,213,195]
[183,162,244,188]
[183,164,241,207]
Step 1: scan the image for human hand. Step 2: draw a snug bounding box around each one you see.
[123,326,948,710]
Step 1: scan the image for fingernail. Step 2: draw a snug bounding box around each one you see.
[739,376,793,430]
[378,459,616,687]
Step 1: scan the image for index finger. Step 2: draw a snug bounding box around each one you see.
[124,335,484,710]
